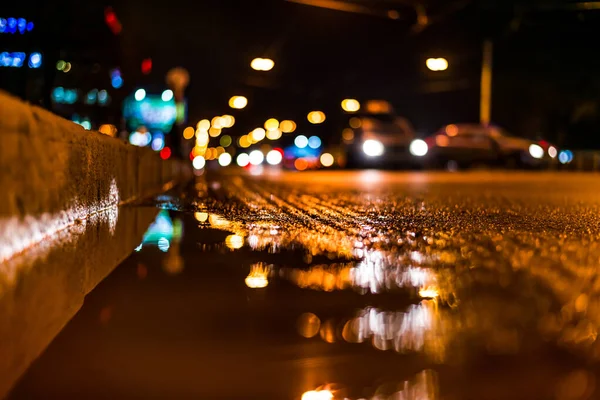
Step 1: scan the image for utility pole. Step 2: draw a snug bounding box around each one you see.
[480,40,493,126]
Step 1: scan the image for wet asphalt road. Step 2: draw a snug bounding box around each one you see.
[10,170,600,399]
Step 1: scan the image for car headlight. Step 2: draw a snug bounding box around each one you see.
[363,140,384,157]
[528,144,544,159]
[409,139,428,156]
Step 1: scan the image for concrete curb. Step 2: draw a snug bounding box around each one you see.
[0,90,186,397]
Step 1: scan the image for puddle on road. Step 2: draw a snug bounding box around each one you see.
[9,179,600,399]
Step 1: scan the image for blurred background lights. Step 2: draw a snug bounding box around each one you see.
[221,115,235,128]
[250,57,274,71]
[548,146,558,158]
[266,129,282,140]
[409,139,428,156]
[239,135,251,148]
[251,128,266,142]
[426,57,448,71]
[56,60,66,71]
[97,90,109,105]
[192,155,206,170]
[237,153,250,167]
[559,150,573,164]
[220,135,232,147]
[349,117,362,129]
[294,158,308,171]
[196,131,209,146]
[197,119,210,130]
[225,234,244,250]
[111,74,123,89]
[301,390,333,400]
[528,144,544,159]
[308,136,322,149]
[209,127,221,137]
[218,152,232,166]
[280,120,297,133]
[341,98,360,112]
[62,62,72,72]
[320,153,334,167]
[183,127,195,139]
[129,131,152,147]
[160,147,171,160]
[307,111,326,124]
[134,88,146,101]
[161,89,174,102]
[364,139,385,157]
[266,149,283,165]
[295,135,308,149]
[28,52,41,68]
[229,95,247,109]
[264,118,279,131]
[249,150,264,165]
[151,136,165,151]
[211,116,224,129]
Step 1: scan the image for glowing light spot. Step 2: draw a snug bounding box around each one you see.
[209,127,221,137]
[419,287,439,299]
[221,114,235,128]
[301,390,333,400]
[264,118,279,131]
[295,158,308,171]
[134,88,146,101]
[250,57,274,71]
[183,127,195,139]
[28,52,42,68]
[192,156,206,170]
[295,135,308,148]
[342,128,355,142]
[548,146,557,158]
[280,120,296,133]
[266,129,282,140]
[308,136,321,149]
[307,111,326,124]
[220,135,232,147]
[211,116,224,129]
[266,149,283,165]
[446,124,458,136]
[320,153,334,167]
[237,153,250,167]
[196,130,209,146]
[349,117,362,129]
[226,234,244,249]
[194,212,208,222]
[161,89,174,102]
[159,147,171,160]
[251,128,266,142]
[229,95,248,109]
[197,119,210,130]
[529,144,544,159]
[409,139,428,157]
[245,263,270,288]
[341,98,360,112]
[249,150,264,165]
[297,313,321,338]
[239,135,251,148]
[363,139,384,157]
[218,152,232,166]
[426,57,448,71]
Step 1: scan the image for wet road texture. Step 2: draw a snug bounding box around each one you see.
[10,171,600,400]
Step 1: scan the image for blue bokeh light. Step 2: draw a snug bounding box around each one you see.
[28,52,42,68]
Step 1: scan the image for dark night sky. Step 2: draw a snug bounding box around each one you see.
[5,0,600,146]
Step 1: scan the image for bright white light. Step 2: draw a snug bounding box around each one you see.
[134,88,146,101]
[249,150,264,165]
[308,136,321,149]
[161,89,174,102]
[409,139,428,157]
[426,57,448,71]
[157,237,170,252]
[363,139,384,157]
[320,153,334,167]
[151,137,164,151]
[28,52,42,68]
[266,150,283,165]
[192,156,206,170]
[301,390,333,400]
[548,146,557,158]
[528,144,544,159]
[295,135,308,149]
[237,153,250,167]
[218,152,232,166]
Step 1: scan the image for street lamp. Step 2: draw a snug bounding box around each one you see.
[426,57,448,71]
[251,58,274,71]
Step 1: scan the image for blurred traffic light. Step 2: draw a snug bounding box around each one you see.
[141,58,152,75]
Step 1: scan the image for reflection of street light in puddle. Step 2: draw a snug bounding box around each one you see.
[245,263,270,288]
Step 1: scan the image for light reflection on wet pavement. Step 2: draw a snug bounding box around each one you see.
[10,171,600,399]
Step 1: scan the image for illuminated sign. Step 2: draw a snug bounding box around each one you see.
[123,94,177,132]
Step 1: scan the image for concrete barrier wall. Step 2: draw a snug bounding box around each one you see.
[0,91,185,397]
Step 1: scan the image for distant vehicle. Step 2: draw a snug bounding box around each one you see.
[410,124,558,169]
[343,100,416,167]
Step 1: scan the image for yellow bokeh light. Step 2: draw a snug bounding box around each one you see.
[216,146,225,156]
[301,390,333,400]
[320,153,334,167]
[229,96,248,109]
[266,129,282,140]
[183,126,195,139]
[239,135,251,148]
[426,57,448,71]
[279,120,296,133]
[341,98,360,112]
[192,145,206,158]
[342,128,355,142]
[250,57,274,71]
[225,234,244,249]
[197,119,210,130]
[419,286,439,299]
[446,124,458,136]
[251,127,266,142]
[209,127,222,137]
[349,117,362,129]
[98,124,117,137]
[221,115,235,128]
[307,111,326,124]
[264,118,279,131]
[196,130,209,146]
[211,116,224,129]
[194,212,208,222]
[297,313,321,338]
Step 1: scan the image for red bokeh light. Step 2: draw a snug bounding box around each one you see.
[160,147,171,160]
[141,58,152,75]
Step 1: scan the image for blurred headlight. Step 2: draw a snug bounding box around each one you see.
[528,144,544,159]
[362,140,384,157]
[409,139,428,157]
